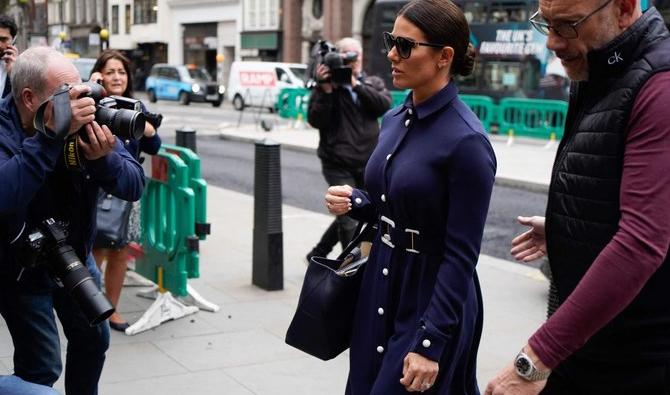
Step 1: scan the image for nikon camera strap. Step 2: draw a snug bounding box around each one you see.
[33,84,72,141]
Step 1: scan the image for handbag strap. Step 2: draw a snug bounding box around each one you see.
[336,222,377,260]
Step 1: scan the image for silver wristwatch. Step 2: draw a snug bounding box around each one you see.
[514,350,551,381]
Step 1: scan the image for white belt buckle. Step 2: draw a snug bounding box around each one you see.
[380,216,395,248]
[405,228,420,254]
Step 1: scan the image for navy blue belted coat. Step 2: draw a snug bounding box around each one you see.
[345,82,496,395]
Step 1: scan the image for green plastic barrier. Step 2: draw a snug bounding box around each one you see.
[136,152,197,297]
[498,98,568,140]
[160,144,210,278]
[161,144,209,240]
[459,94,496,131]
[277,87,310,121]
[390,90,410,108]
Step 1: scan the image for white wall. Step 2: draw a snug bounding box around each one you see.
[351,0,373,42]
[109,0,170,50]
[166,0,240,64]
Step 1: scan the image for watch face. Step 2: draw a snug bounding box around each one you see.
[515,355,532,376]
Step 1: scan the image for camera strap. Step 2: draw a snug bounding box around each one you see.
[33,84,72,141]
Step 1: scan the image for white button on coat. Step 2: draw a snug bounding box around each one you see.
[377,307,384,315]
[354,197,362,205]
[386,154,392,160]
[382,268,389,276]
[408,108,413,115]
[381,194,386,202]
[404,119,411,127]
[422,339,431,348]
[377,346,384,353]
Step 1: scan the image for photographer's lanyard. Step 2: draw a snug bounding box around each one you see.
[33,84,72,141]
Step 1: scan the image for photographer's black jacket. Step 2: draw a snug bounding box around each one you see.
[0,97,145,286]
[308,75,392,168]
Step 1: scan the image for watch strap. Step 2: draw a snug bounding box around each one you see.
[515,350,551,381]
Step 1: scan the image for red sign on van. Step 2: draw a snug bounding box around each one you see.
[239,71,276,87]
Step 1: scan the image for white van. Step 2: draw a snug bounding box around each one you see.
[226,61,307,111]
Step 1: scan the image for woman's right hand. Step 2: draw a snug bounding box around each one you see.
[89,72,103,84]
[325,185,353,216]
[510,216,546,262]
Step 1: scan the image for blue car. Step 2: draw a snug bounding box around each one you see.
[145,64,225,107]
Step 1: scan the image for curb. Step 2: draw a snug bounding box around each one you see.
[494,176,548,194]
[218,132,318,154]
[219,131,551,193]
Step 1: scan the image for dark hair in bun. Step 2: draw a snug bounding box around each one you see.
[399,0,476,77]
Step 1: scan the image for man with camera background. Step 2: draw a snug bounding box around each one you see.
[0,47,145,394]
[306,37,392,260]
[0,15,17,98]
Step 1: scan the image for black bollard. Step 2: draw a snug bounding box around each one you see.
[176,127,197,153]
[252,139,283,290]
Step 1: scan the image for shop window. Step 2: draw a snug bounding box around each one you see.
[125,5,131,34]
[134,0,157,24]
[312,0,323,18]
[489,2,528,23]
[463,2,486,23]
[111,5,118,34]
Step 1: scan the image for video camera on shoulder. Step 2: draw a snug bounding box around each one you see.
[34,81,147,171]
[306,40,358,88]
[11,218,114,326]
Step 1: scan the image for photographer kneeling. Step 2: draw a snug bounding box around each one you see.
[0,47,145,394]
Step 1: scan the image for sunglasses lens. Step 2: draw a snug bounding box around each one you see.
[383,32,393,52]
[396,37,412,59]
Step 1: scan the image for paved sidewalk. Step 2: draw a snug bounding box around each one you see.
[0,117,557,394]
[0,186,549,394]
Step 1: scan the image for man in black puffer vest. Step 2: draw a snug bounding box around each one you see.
[487,1,670,394]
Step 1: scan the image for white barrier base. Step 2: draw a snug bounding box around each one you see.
[125,291,199,336]
[123,270,156,287]
[136,285,220,313]
[183,284,220,312]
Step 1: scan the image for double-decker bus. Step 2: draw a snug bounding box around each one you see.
[648,0,670,24]
[366,0,550,100]
[365,0,659,101]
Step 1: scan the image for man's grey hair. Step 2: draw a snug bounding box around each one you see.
[11,47,62,103]
[336,37,363,54]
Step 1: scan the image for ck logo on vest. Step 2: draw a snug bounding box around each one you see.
[608,51,624,65]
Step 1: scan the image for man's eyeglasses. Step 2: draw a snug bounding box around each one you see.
[529,0,614,39]
[382,31,444,59]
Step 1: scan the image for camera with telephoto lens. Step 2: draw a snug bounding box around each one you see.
[306,40,358,88]
[63,81,147,171]
[13,218,114,326]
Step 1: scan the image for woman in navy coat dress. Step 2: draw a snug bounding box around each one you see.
[325,1,496,393]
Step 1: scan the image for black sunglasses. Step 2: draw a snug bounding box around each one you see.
[382,32,445,59]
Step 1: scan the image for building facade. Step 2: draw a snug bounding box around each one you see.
[282,0,376,65]
[166,0,239,84]
[47,0,108,58]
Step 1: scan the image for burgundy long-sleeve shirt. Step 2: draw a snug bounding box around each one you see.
[529,71,670,369]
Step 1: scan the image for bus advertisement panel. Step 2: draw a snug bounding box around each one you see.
[367,0,560,100]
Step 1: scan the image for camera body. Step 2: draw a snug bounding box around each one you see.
[14,218,114,326]
[82,81,146,142]
[63,81,147,171]
[307,40,359,88]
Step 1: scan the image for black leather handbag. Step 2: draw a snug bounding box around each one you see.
[94,190,133,249]
[285,223,376,360]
